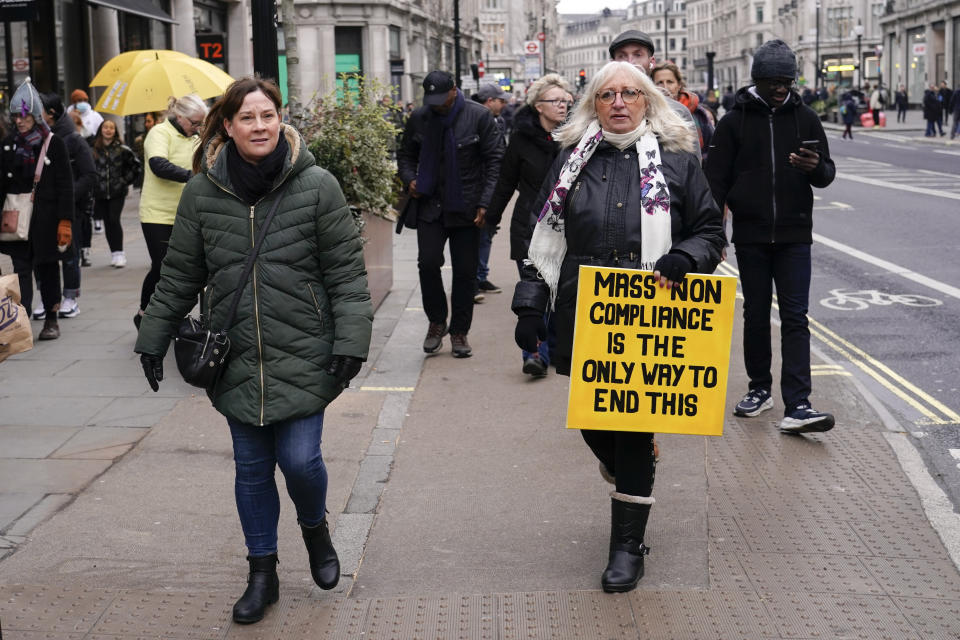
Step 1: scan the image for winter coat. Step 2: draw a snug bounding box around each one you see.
[139,118,197,225]
[134,124,373,426]
[0,129,74,263]
[840,97,858,125]
[678,90,715,161]
[951,91,960,117]
[396,95,504,227]
[894,90,908,108]
[923,90,943,121]
[511,139,725,376]
[50,111,96,207]
[704,86,836,245]
[485,105,561,260]
[91,139,141,200]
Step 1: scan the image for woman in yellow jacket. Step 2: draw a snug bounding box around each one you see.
[135,94,208,328]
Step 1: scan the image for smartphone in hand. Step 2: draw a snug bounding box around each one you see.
[799,139,821,154]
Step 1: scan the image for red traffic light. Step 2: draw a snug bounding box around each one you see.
[578,69,586,78]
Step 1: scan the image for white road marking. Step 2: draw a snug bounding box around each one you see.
[813,233,960,300]
[934,149,960,156]
[835,172,960,201]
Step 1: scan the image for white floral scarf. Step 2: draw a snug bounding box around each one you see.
[526,119,673,308]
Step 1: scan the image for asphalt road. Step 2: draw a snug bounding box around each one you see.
[725,130,960,509]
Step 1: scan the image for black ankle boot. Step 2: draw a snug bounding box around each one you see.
[601,493,652,593]
[232,553,279,624]
[301,519,340,590]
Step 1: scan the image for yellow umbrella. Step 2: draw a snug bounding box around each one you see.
[95,57,234,116]
[90,49,193,87]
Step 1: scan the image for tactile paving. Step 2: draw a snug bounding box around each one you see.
[763,592,922,639]
[498,591,635,640]
[863,557,960,600]
[737,515,871,555]
[360,595,463,640]
[848,516,949,559]
[89,591,233,638]
[708,516,749,552]
[892,596,960,640]
[707,547,755,591]
[761,488,878,523]
[629,589,778,639]
[0,584,115,634]
[738,552,885,596]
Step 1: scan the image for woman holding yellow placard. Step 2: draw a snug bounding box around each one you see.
[511,61,725,593]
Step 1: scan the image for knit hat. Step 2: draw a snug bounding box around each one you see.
[70,89,89,104]
[9,78,44,121]
[751,40,797,80]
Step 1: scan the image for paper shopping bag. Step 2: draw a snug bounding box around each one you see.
[0,274,34,362]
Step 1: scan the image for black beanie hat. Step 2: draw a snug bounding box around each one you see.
[751,39,797,80]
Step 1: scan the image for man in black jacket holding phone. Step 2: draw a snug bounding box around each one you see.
[704,40,837,434]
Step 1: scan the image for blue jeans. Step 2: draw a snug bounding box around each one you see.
[735,243,812,411]
[926,119,944,136]
[228,411,328,557]
[476,227,494,282]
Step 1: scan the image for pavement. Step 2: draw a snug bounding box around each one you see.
[2,192,960,639]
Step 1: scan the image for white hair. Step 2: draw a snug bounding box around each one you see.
[554,61,696,154]
[167,93,209,120]
[525,73,574,107]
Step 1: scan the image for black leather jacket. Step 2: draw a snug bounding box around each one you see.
[512,140,725,375]
[397,95,504,227]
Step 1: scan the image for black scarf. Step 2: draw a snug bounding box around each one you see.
[14,123,47,180]
[415,90,466,213]
[226,133,289,205]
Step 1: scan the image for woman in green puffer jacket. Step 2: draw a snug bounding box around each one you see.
[133,77,373,625]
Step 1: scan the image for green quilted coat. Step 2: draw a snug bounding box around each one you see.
[134,124,373,426]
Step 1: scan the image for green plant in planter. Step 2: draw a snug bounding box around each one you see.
[301,74,402,238]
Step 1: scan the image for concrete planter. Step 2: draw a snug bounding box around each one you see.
[361,210,394,312]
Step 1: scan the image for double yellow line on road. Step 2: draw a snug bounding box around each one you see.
[715,261,960,426]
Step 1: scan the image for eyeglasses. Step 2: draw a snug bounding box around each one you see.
[189,119,205,128]
[595,88,643,105]
[759,79,794,90]
[538,99,572,108]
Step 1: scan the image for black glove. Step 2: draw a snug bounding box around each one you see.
[514,309,546,352]
[325,355,363,388]
[140,353,164,392]
[653,253,695,284]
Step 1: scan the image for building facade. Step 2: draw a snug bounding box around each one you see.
[880,0,959,103]
[0,0,251,109]
[624,0,690,76]
[556,8,627,91]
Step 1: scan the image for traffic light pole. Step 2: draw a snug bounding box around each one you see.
[454,0,462,87]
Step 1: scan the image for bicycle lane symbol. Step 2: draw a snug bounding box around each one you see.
[819,288,943,311]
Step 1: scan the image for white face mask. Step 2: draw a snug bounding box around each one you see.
[76,101,91,113]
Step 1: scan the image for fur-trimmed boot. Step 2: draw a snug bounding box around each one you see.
[232,554,279,624]
[300,519,340,590]
[601,492,653,593]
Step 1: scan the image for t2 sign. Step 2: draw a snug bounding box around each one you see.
[196,34,226,65]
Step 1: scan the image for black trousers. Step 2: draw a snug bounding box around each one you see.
[12,254,59,314]
[581,430,656,497]
[416,218,478,335]
[140,222,172,311]
[95,198,126,253]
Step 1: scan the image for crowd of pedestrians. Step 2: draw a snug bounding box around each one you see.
[2,28,956,627]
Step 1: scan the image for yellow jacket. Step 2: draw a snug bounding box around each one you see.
[139,119,198,225]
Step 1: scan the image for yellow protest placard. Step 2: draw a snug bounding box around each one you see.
[566,266,736,436]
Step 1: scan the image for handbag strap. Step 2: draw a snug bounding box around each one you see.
[220,185,289,331]
[30,133,53,202]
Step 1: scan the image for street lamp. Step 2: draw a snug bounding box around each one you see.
[852,19,864,89]
[815,0,821,90]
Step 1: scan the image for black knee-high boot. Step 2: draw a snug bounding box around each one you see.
[300,519,340,590]
[232,553,279,624]
[601,492,652,593]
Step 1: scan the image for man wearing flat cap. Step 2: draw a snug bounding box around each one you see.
[704,39,837,435]
[397,70,504,358]
[608,30,697,132]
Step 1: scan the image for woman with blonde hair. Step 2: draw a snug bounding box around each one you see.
[486,73,572,377]
[135,94,207,326]
[512,61,724,592]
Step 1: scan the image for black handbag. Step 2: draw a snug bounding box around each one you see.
[174,187,287,390]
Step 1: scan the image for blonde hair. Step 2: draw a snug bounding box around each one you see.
[167,94,208,121]
[554,61,696,154]
[525,73,573,107]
